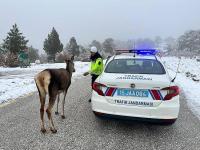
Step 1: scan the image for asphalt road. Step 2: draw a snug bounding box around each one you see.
[0,77,200,150]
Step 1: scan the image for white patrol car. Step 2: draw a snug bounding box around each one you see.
[91,49,180,124]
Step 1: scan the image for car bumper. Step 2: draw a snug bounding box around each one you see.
[91,92,180,120]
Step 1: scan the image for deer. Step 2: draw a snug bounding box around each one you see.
[34,55,75,133]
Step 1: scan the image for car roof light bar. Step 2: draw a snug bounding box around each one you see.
[115,49,159,56]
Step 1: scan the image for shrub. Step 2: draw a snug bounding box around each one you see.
[4,52,19,67]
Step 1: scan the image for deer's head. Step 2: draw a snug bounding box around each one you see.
[65,55,75,73]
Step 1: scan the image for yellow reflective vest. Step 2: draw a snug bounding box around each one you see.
[90,58,103,75]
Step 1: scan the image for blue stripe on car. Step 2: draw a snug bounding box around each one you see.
[158,90,164,100]
[149,90,155,100]
[105,88,110,95]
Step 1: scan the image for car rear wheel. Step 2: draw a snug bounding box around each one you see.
[164,119,177,125]
[156,119,177,125]
[93,111,105,119]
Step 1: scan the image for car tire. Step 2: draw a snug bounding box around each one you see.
[161,119,177,125]
[93,111,104,119]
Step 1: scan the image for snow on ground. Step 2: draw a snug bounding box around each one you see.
[162,57,200,119]
[0,62,89,103]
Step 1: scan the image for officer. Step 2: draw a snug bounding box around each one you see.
[83,46,104,102]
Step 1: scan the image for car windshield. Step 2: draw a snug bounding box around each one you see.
[105,59,166,74]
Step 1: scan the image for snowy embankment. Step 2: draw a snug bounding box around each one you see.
[0,62,89,103]
[162,57,200,119]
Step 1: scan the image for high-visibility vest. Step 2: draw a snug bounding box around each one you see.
[90,58,103,75]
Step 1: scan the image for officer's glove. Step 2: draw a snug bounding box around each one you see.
[83,72,89,76]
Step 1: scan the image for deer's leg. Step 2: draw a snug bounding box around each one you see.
[55,94,60,115]
[39,92,46,133]
[46,88,57,133]
[61,90,67,119]
[46,96,57,133]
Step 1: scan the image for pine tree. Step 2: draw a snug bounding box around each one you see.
[43,27,63,62]
[28,46,39,63]
[2,24,28,54]
[90,40,102,51]
[79,45,87,53]
[66,37,80,56]
[0,44,4,54]
[102,38,115,54]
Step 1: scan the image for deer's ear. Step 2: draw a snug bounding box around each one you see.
[71,55,74,61]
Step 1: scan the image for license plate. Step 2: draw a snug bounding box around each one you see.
[117,89,149,97]
[114,99,153,107]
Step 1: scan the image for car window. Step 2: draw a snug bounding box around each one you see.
[105,59,166,74]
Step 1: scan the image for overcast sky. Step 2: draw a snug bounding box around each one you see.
[0,0,200,50]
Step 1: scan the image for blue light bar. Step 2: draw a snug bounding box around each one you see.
[130,49,158,55]
[115,49,158,55]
